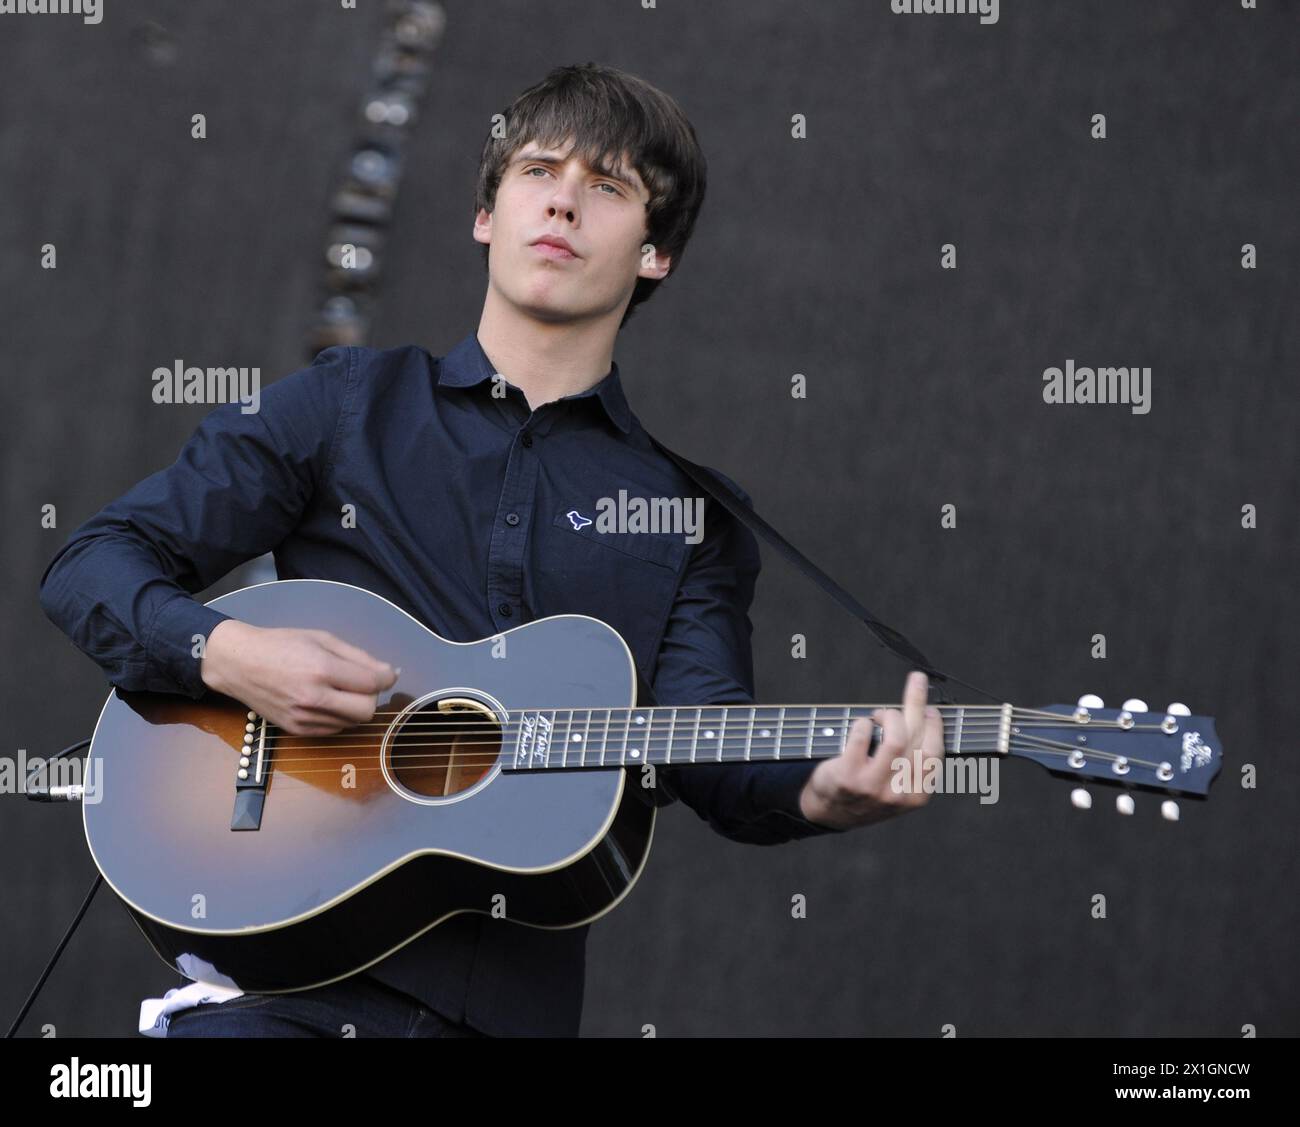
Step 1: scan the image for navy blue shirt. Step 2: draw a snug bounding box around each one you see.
[39,330,844,1035]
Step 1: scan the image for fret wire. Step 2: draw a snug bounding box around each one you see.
[643,707,654,766]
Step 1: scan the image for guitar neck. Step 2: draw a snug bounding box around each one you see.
[505,703,1012,771]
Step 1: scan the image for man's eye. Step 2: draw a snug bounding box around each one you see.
[523,166,619,195]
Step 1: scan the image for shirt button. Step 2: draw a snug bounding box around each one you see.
[498,603,513,617]
[505,512,520,526]
[521,434,533,448]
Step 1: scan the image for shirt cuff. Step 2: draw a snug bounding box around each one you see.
[145,598,233,699]
[747,759,850,840]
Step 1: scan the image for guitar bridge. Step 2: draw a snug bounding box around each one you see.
[231,710,270,831]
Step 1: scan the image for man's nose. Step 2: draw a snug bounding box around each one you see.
[546,176,581,219]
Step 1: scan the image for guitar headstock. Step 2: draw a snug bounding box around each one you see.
[1008,696,1222,818]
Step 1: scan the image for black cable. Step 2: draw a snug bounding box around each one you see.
[6,873,103,1038]
[20,737,91,800]
[6,736,98,1038]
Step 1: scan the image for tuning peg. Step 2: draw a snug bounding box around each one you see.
[1160,801,1180,822]
[1077,694,1104,709]
[1121,699,1148,713]
[1166,702,1190,717]
[1070,788,1092,810]
[1115,794,1135,815]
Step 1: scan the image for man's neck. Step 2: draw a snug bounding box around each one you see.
[475,295,619,412]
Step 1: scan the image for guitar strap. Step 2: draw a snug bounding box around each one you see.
[646,434,1000,705]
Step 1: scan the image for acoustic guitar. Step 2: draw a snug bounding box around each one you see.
[79,579,1223,992]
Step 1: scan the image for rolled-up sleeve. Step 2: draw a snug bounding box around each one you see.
[650,467,848,845]
[38,346,352,698]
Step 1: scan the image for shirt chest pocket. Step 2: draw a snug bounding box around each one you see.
[540,508,692,678]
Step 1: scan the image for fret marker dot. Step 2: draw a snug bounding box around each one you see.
[630,748,640,758]
[822,727,834,737]
[704,730,715,739]
[760,729,771,738]
[571,733,582,742]
[634,715,646,725]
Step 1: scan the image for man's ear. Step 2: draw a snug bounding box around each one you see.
[472,207,492,247]
[637,241,672,281]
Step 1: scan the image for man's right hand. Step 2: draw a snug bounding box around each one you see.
[200,619,399,736]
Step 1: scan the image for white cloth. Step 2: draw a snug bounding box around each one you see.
[138,954,245,1038]
[138,980,246,1037]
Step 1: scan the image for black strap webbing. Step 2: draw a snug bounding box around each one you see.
[648,434,1000,704]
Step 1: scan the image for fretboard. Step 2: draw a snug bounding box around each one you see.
[504,704,1011,771]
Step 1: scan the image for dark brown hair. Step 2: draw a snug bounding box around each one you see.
[474,63,707,328]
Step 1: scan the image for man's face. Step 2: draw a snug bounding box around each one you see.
[473,136,671,324]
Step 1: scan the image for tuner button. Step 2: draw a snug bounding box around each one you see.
[1077,694,1104,709]
[1161,801,1180,822]
[1121,699,1148,713]
[1166,702,1191,717]
[1116,794,1135,815]
[1070,788,1092,810]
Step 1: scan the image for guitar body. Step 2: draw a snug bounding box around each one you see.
[82,579,656,993]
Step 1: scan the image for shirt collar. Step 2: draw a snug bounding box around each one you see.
[437,331,633,435]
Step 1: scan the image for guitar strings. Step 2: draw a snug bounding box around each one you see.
[248,722,1081,759]
[252,716,1169,753]
[249,706,1162,738]
[227,727,1172,773]
[223,740,1016,779]
[253,719,1103,757]
[347,703,1027,720]
[215,734,1174,781]
[183,703,1186,777]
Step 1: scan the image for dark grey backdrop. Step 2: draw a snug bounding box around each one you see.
[2,0,1296,1037]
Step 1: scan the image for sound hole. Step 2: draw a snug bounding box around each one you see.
[388,698,500,798]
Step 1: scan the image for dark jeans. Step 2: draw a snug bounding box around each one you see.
[164,974,489,1038]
